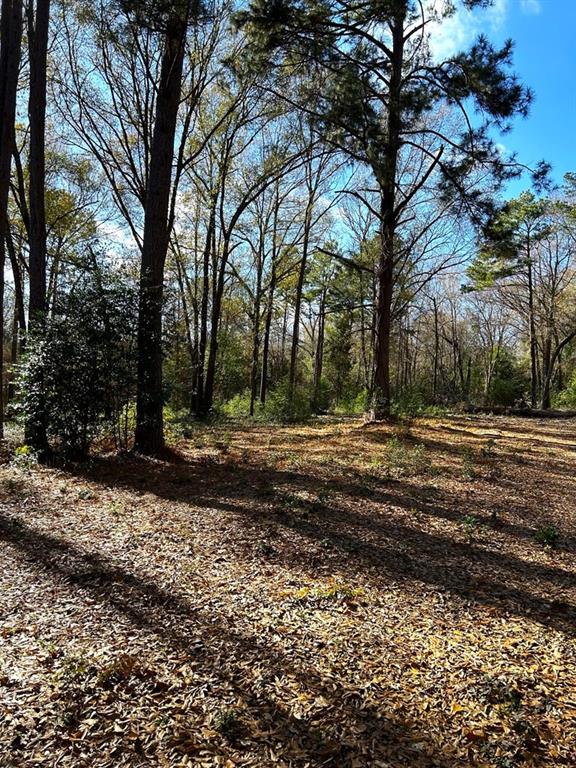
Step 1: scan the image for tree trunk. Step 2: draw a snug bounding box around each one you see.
[432,297,439,402]
[371,13,404,420]
[202,235,229,416]
[0,0,23,437]
[24,0,50,454]
[540,320,553,409]
[259,268,275,405]
[288,204,312,398]
[541,330,576,410]
[193,200,215,416]
[6,228,25,401]
[526,241,538,408]
[249,246,263,416]
[134,7,188,454]
[311,288,326,411]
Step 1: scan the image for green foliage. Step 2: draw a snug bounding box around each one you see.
[555,371,576,408]
[369,437,427,479]
[460,445,477,480]
[214,328,252,404]
[263,380,312,423]
[334,388,370,415]
[11,445,39,472]
[462,514,479,540]
[488,351,528,407]
[222,379,311,423]
[15,265,137,458]
[534,524,559,548]
[221,390,253,419]
[324,310,353,406]
[213,707,242,740]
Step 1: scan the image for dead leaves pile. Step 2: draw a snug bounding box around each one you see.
[0,415,575,767]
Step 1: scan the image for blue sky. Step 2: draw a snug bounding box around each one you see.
[495,0,576,192]
[432,0,576,195]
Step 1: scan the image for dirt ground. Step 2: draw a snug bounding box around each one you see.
[0,415,575,767]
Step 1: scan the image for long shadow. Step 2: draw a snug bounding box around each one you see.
[65,454,576,637]
[0,513,458,767]
[410,414,576,440]
[363,428,576,484]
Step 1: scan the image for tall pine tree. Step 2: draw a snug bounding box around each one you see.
[237,0,543,417]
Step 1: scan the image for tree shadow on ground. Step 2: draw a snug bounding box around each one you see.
[65,451,576,638]
[0,512,459,767]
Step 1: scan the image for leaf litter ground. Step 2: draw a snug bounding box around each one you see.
[0,415,575,767]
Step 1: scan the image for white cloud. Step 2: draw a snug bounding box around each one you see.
[428,0,508,61]
[520,0,541,14]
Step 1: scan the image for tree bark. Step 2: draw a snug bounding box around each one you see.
[311,287,326,411]
[288,203,312,398]
[134,6,188,454]
[25,0,51,454]
[249,245,263,416]
[0,0,23,438]
[526,238,538,409]
[259,267,275,405]
[371,12,404,420]
[541,329,576,410]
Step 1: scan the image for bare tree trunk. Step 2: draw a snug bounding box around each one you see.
[24,0,50,454]
[259,267,275,405]
[193,201,215,415]
[541,330,576,410]
[358,273,370,390]
[27,0,49,326]
[288,203,312,398]
[174,257,196,407]
[311,287,326,411]
[6,228,25,401]
[371,12,404,420]
[432,297,439,402]
[0,0,23,437]
[202,233,230,416]
[249,245,263,416]
[134,6,188,454]
[526,240,538,408]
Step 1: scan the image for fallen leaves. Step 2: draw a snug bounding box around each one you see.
[0,415,575,766]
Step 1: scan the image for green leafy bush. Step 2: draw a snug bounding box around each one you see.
[16,267,137,457]
[263,379,311,423]
[555,371,576,408]
[488,351,528,407]
[11,444,38,471]
[334,388,370,415]
[222,379,311,423]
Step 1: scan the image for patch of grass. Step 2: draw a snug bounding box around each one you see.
[213,707,242,740]
[55,652,93,686]
[366,437,427,479]
[461,514,478,540]
[460,445,477,479]
[481,438,497,458]
[534,524,559,548]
